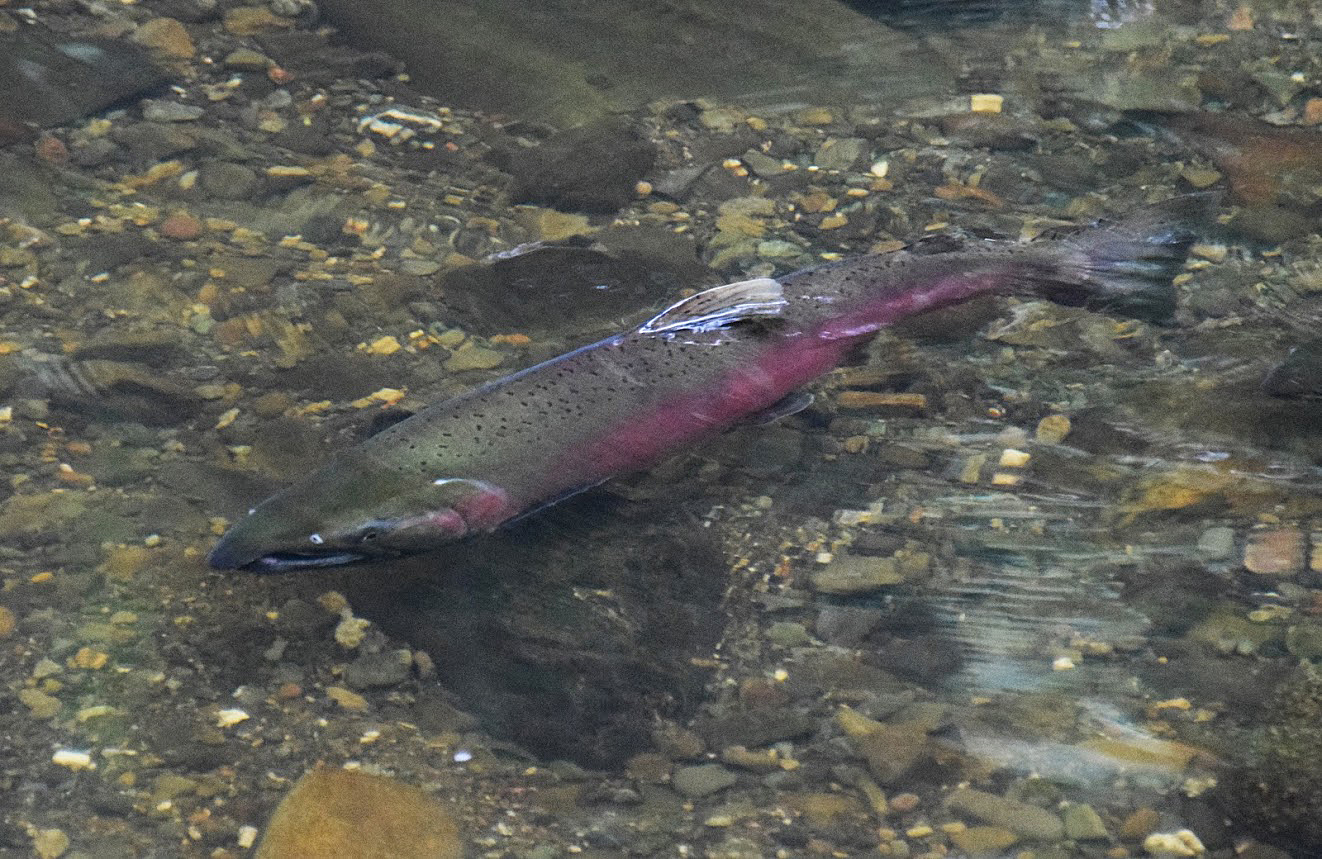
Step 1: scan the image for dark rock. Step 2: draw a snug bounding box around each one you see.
[671,764,738,798]
[66,233,156,275]
[111,121,199,164]
[697,706,816,749]
[0,29,168,130]
[344,649,412,689]
[508,119,657,213]
[199,161,260,200]
[1263,337,1322,399]
[940,112,1038,151]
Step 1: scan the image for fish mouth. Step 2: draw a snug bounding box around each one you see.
[207,544,371,573]
[241,551,371,572]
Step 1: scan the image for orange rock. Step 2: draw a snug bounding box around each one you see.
[160,211,203,241]
[835,391,927,410]
[1244,527,1305,575]
[1305,98,1322,126]
[256,768,463,859]
[34,135,68,164]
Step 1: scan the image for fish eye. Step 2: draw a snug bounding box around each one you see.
[309,533,324,545]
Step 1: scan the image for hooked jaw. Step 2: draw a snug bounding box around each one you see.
[206,470,516,573]
[204,506,379,572]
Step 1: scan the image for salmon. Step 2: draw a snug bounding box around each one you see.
[208,195,1215,571]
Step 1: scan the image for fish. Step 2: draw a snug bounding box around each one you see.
[208,194,1215,571]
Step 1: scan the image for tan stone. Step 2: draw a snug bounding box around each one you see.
[132,18,195,59]
[256,768,462,859]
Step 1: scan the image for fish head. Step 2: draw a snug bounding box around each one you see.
[207,456,514,572]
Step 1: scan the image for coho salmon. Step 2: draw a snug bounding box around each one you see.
[208,195,1213,571]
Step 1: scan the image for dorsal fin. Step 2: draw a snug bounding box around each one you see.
[638,276,786,335]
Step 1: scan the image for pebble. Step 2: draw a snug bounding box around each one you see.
[367,335,402,356]
[794,107,834,126]
[1121,808,1161,840]
[159,210,203,240]
[32,829,70,859]
[325,686,369,712]
[949,825,1018,852]
[142,100,206,123]
[199,161,260,199]
[944,789,1065,841]
[851,721,929,785]
[224,48,273,71]
[1243,528,1304,575]
[814,137,868,171]
[132,17,196,59]
[1063,803,1110,840]
[444,342,505,372]
[1035,414,1071,444]
[1196,527,1236,560]
[344,649,412,689]
[0,604,14,638]
[741,149,791,177]
[672,763,738,798]
[1285,622,1322,660]
[20,688,62,719]
[811,553,903,595]
[766,621,811,647]
[255,767,462,858]
[224,6,293,36]
[1143,830,1205,857]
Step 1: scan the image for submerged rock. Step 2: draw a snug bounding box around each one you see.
[944,788,1065,841]
[256,767,462,859]
[316,0,949,126]
[0,29,167,133]
[507,119,657,214]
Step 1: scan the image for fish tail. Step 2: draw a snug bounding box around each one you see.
[1041,192,1221,323]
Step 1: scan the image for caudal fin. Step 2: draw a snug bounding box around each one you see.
[1049,192,1221,323]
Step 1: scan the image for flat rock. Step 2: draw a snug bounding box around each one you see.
[810,553,903,595]
[256,767,462,859]
[671,764,737,798]
[944,789,1065,841]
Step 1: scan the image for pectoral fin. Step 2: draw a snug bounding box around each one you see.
[639,276,786,335]
[743,390,814,426]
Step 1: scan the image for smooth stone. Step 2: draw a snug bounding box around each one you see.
[1062,803,1110,840]
[444,343,505,372]
[672,764,738,798]
[1195,527,1236,560]
[813,137,868,170]
[343,649,412,689]
[949,825,1019,853]
[741,149,790,177]
[765,621,811,647]
[1285,622,1322,661]
[810,553,903,595]
[142,100,205,123]
[200,162,260,200]
[944,789,1065,841]
[224,48,272,70]
[256,767,462,858]
[851,721,928,785]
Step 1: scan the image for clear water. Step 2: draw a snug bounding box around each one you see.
[2,0,1322,856]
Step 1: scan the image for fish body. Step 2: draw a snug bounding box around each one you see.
[209,196,1212,571]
